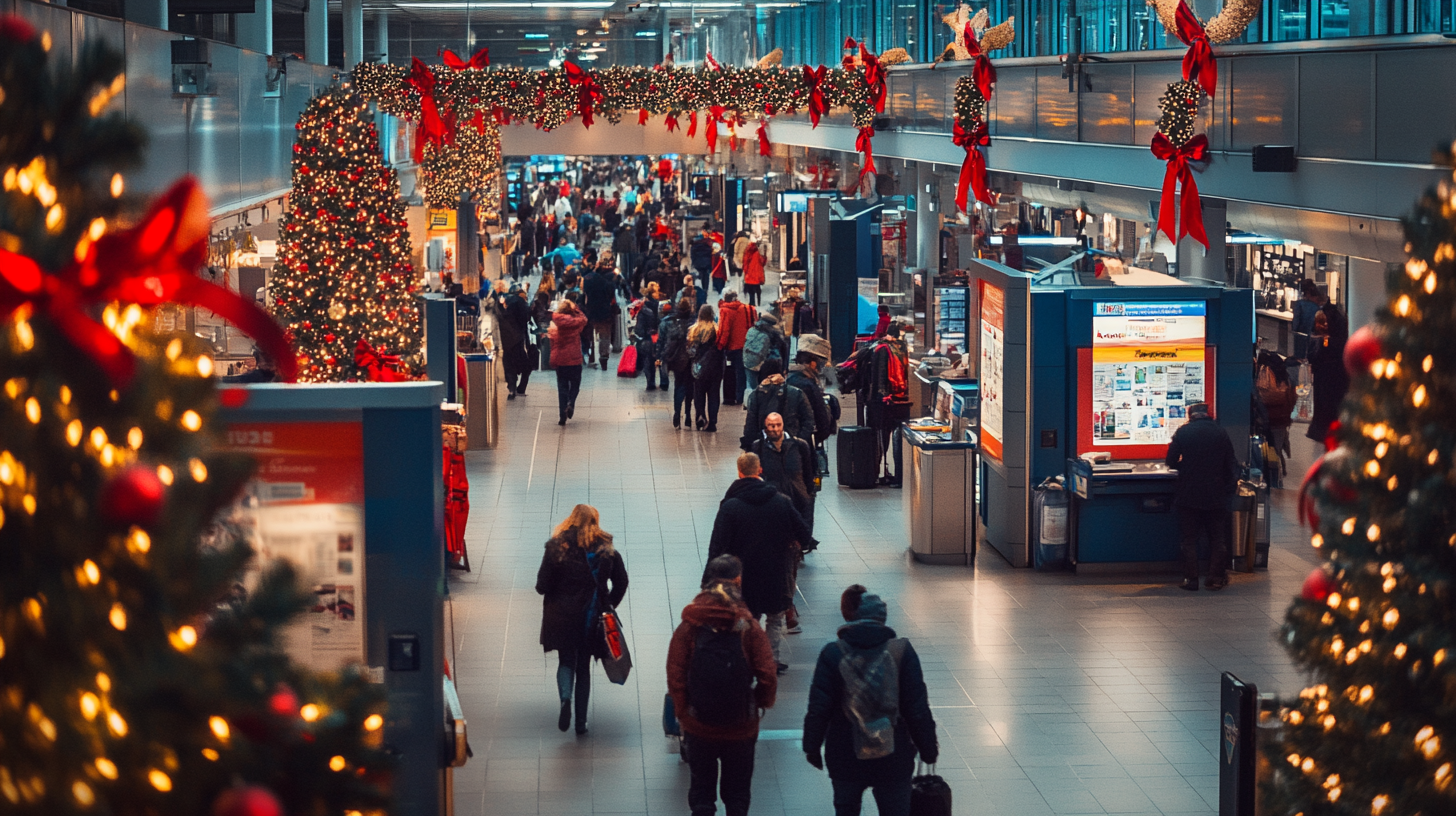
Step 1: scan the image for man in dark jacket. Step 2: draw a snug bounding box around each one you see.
[751,412,818,537]
[635,297,662,391]
[741,359,816,452]
[667,555,777,816]
[581,266,618,370]
[690,228,715,287]
[803,586,937,816]
[864,324,912,487]
[490,281,533,398]
[1165,402,1240,591]
[707,452,812,672]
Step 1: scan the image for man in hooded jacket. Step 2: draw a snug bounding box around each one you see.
[741,358,816,452]
[707,452,812,672]
[668,555,778,816]
[803,586,938,816]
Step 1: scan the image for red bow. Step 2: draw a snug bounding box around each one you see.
[758,119,772,156]
[441,47,488,71]
[803,65,828,128]
[665,115,680,133]
[562,61,602,127]
[492,105,509,125]
[842,37,859,68]
[638,108,649,125]
[964,24,997,101]
[705,105,726,153]
[953,120,993,212]
[407,58,452,163]
[705,52,722,71]
[1174,0,1216,98]
[855,126,877,181]
[1150,132,1209,248]
[353,338,407,382]
[687,110,699,138]
[0,178,296,385]
[859,43,887,113]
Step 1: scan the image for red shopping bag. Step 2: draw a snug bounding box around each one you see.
[616,344,640,377]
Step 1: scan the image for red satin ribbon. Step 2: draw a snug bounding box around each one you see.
[441,47,489,71]
[758,119,772,156]
[492,106,509,125]
[953,120,993,212]
[638,108,649,125]
[687,110,699,138]
[803,65,828,128]
[963,23,997,101]
[855,126,877,180]
[705,52,722,71]
[470,109,486,135]
[705,105,726,153]
[354,338,407,382]
[408,58,452,163]
[1150,132,1209,248]
[562,61,601,127]
[1174,0,1216,98]
[842,37,859,68]
[0,178,296,385]
[859,43,887,114]
[665,115,679,133]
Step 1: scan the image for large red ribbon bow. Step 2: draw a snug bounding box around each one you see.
[859,43,887,114]
[953,120,993,212]
[665,115,680,133]
[705,52,723,71]
[441,47,489,71]
[842,37,859,67]
[407,58,452,163]
[0,178,296,385]
[562,60,602,127]
[638,108,650,125]
[1150,132,1210,248]
[757,119,772,156]
[1174,0,1216,98]
[353,338,407,382]
[705,105,726,153]
[855,126,877,181]
[964,23,997,101]
[803,65,829,128]
[687,110,699,138]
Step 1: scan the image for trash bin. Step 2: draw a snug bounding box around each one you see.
[902,423,975,565]
[462,352,501,449]
[1231,480,1258,572]
[1032,477,1070,571]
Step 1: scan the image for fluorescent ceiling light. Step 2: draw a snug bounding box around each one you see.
[634,30,657,36]
[989,236,1081,246]
[660,1,739,7]
[397,1,612,7]
[524,32,550,38]
[579,53,599,60]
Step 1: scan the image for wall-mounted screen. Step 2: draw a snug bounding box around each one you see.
[1086,301,1208,453]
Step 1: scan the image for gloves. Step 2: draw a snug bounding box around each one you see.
[920,747,938,765]
[805,749,824,770]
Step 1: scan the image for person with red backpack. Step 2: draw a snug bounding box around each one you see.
[866,322,912,487]
[668,554,778,816]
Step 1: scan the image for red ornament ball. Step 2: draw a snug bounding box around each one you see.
[1301,568,1339,603]
[211,786,283,816]
[268,685,299,717]
[99,465,165,527]
[1344,325,1383,376]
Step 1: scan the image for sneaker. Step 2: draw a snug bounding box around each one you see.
[507,392,516,400]
[558,700,570,732]
[776,663,789,676]
[1179,579,1199,592]
[785,623,803,635]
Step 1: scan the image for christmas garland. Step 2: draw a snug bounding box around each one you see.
[948,15,1013,212]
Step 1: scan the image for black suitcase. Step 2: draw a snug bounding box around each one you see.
[837,426,879,489]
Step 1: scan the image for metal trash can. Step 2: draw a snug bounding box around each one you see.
[1231,480,1259,572]
[462,352,501,449]
[902,424,974,565]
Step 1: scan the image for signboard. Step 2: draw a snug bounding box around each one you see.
[978,281,1005,462]
[857,277,880,335]
[217,422,367,670]
[1084,301,1210,457]
[427,208,457,231]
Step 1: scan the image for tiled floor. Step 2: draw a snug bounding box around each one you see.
[447,276,1319,816]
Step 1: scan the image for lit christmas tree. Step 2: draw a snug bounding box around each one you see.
[270,85,422,382]
[1265,145,1456,814]
[0,19,390,816]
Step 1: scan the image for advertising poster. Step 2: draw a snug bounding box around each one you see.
[858,277,880,335]
[979,281,1005,461]
[217,422,367,671]
[1087,301,1208,453]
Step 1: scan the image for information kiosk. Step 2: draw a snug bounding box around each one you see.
[967,260,1253,568]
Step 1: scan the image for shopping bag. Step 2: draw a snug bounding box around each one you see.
[617,344,640,377]
[600,607,632,685]
[909,764,952,816]
[662,693,681,736]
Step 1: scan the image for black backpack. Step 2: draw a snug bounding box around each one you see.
[687,625,755,727]
[835,341,879,394]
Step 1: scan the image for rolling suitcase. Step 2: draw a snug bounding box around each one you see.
[539,334,553,371]
[836,426,879,489]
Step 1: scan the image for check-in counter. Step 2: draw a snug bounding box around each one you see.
[903,424,977,565]
[1066,458,1180,567]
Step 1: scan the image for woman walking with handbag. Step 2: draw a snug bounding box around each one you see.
[536,504,629,736]
[688,304,725,432]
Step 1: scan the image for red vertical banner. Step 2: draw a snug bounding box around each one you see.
[978,281,1006,462]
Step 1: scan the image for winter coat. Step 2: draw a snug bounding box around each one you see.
[690,327,725,381]
[492,292,533,373]
[869,338,910,404]
[743,244,766,286]
[751,434,816,517]
[1306,303,1350,442]
[531,292,554,333]
[803,620,938,782]
[1164,416,1240,511]
[634,299,660,341]
[612,226,637,255]
[717,301,756,351]
[582,270,618,323]
[549,310,588,368]
[666,587,778,741]
[741,375,816,451]
[535,531,628,657]
[690,236,714,273]
[706,477,811,617]
[656,311,694,375]
[786,367,833,444]
[743,315,789,372]
[732,235,752,270]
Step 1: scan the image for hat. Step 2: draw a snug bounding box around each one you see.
[1188,402,1211,419]
[852,594,888,623]
[508,281,526,294]
[798,334,831,361]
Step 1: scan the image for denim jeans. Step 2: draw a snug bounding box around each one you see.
[555,646,592,726]
[760,611,787,665]
[640,344,660,389]
[686,734,757,816]
[722,349,746,404]
[590,319,613,367]
[674,370,695,423]
[830,775,912,816]
[746,367,764,394]
[555,364,582,421]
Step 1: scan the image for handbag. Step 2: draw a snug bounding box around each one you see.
[599,606,632,685]
[909,763,952,816]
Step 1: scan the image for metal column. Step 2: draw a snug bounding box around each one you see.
[235,0,272,54]
[343,0,365,69]
[305,0,328,66]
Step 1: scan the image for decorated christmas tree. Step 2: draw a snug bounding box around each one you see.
[269,84,422,383]
[0,19,391,816]
[1265,145,1456,814]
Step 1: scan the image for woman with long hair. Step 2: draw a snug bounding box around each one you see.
[688,304,725,432]
[535,504,628,736]
[656,297,697,428]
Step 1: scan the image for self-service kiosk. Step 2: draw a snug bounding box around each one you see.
[967,260,1253,568]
